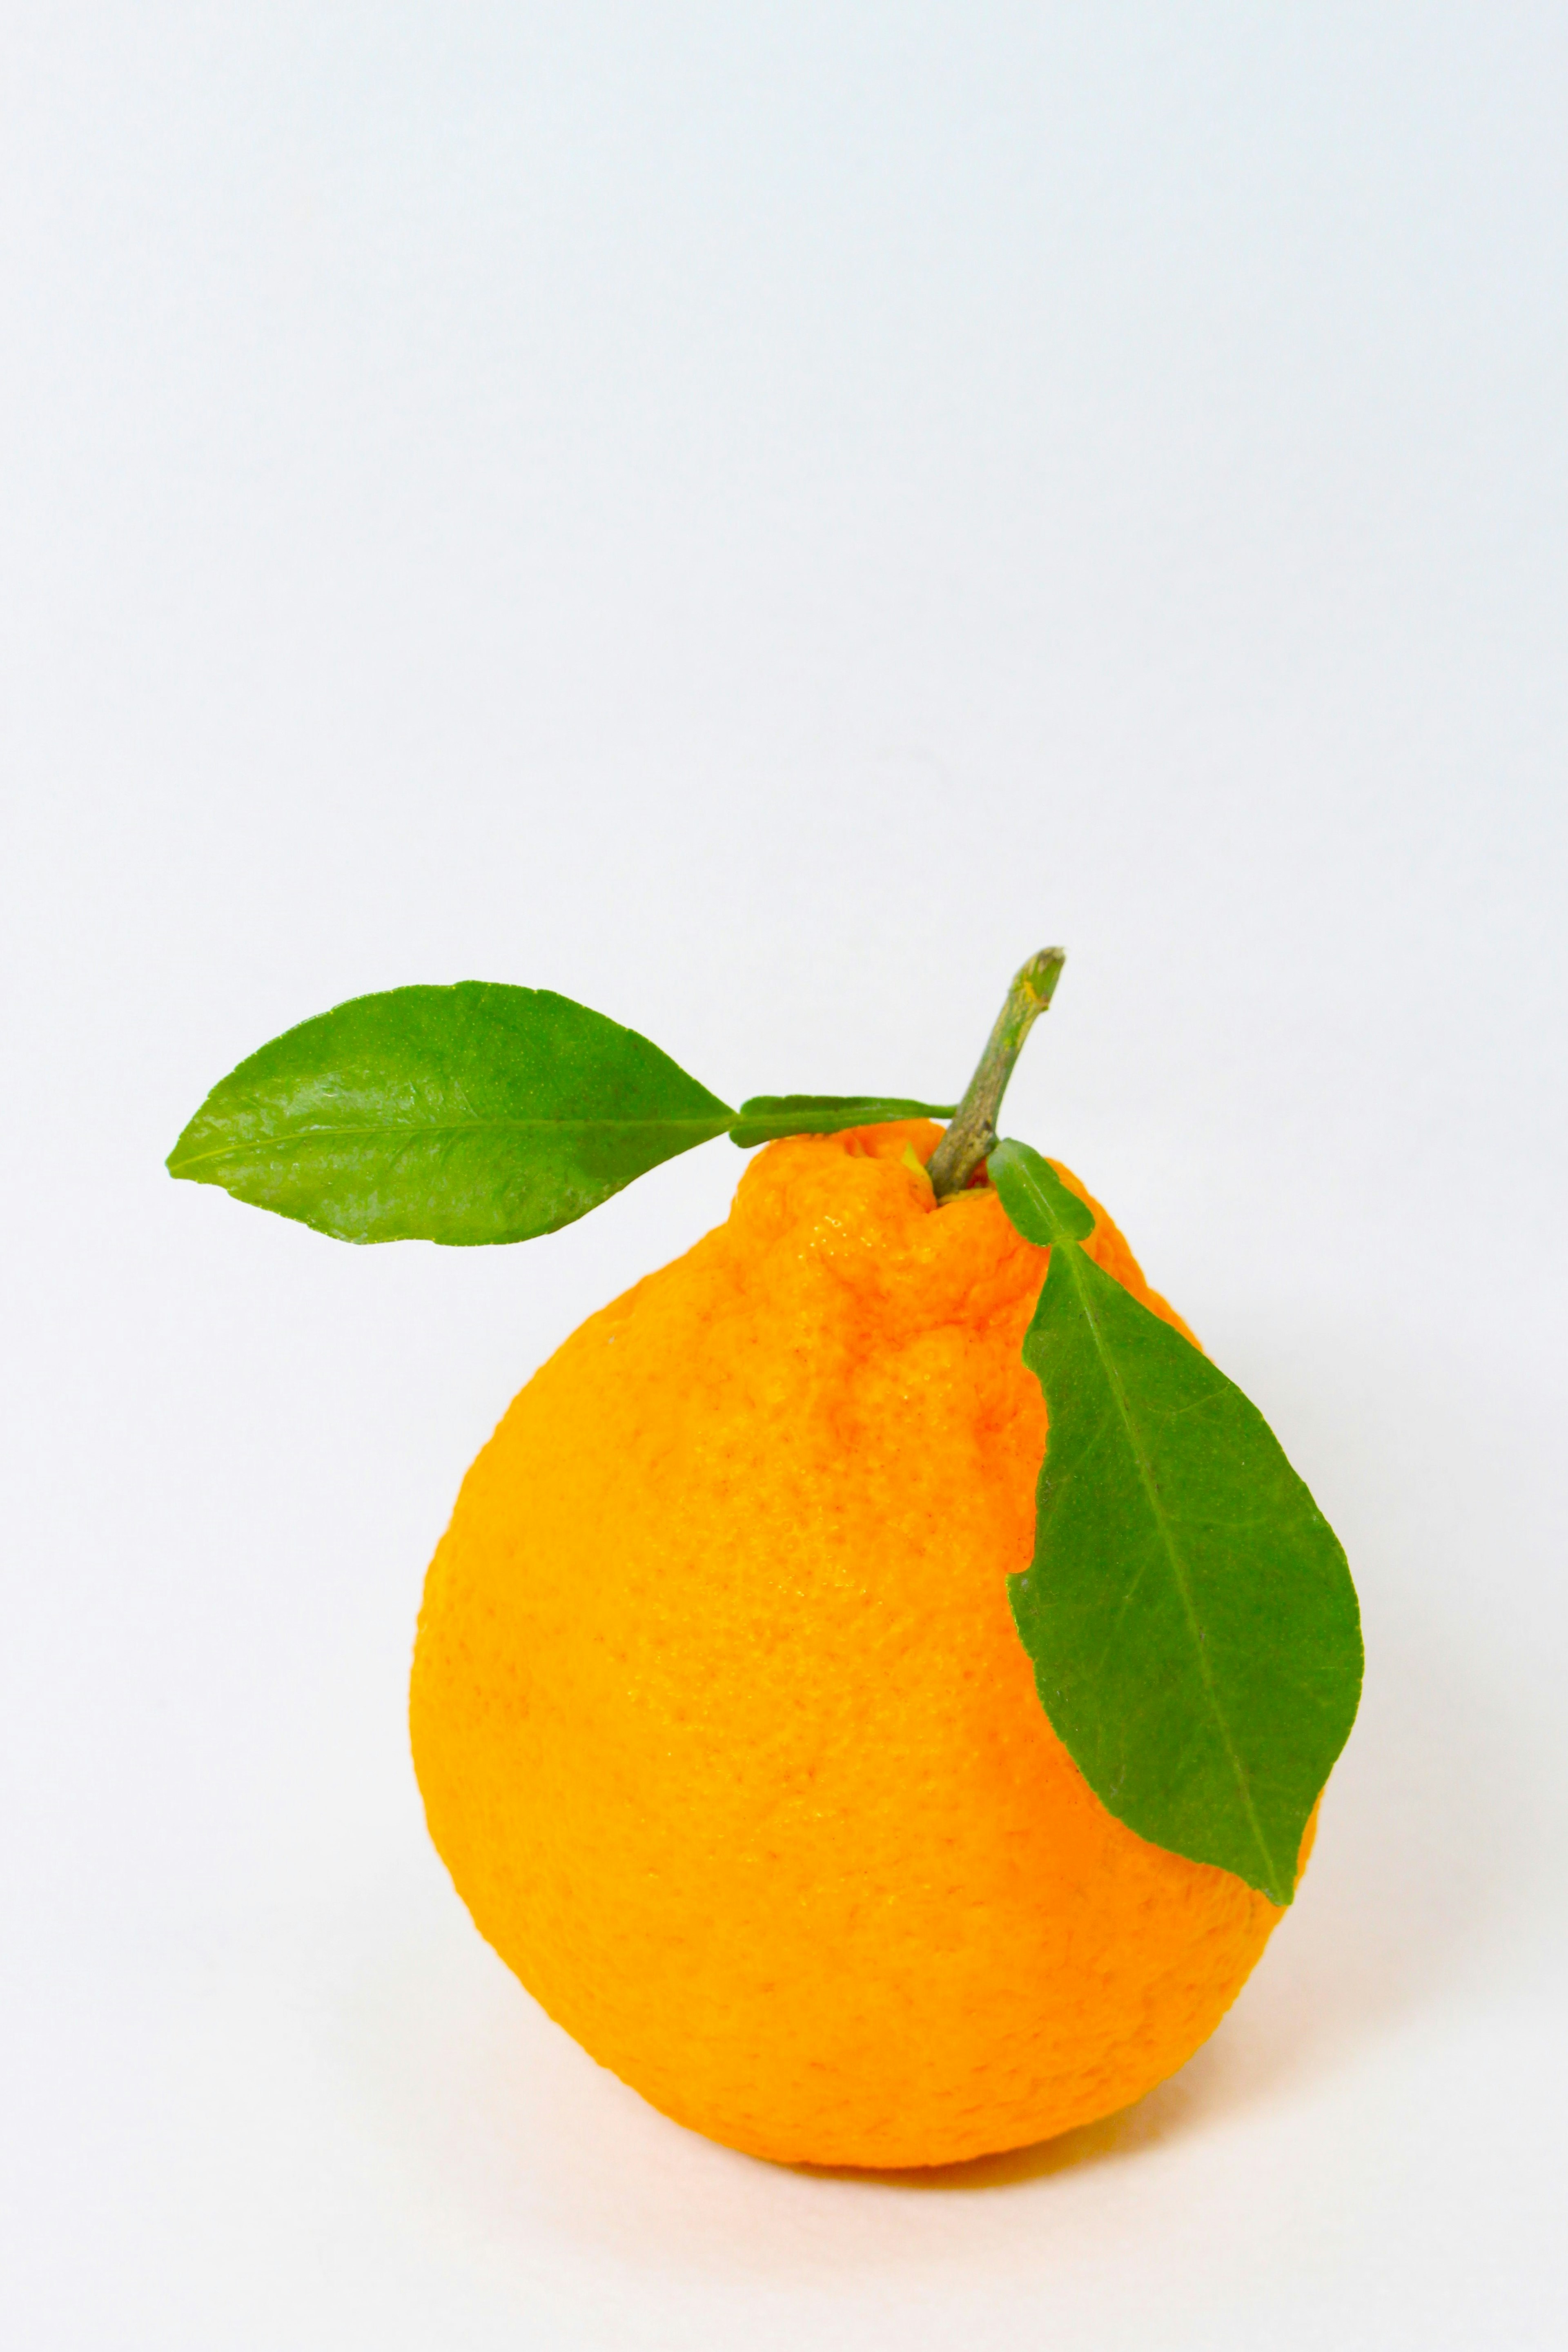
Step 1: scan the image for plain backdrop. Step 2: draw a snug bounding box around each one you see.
[3,6,1566,2347]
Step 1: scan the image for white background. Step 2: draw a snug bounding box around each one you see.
[4,6,1566,2346]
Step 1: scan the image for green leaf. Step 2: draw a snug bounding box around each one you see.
[989,1138,1362,1904]
[730,1094,957,1147]
[167,983,735,1245]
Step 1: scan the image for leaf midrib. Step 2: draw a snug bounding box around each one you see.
[169,1112,736,1174]
[1049,1221,1284,1900]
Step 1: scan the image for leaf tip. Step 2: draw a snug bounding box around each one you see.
[164,1127,199,1183]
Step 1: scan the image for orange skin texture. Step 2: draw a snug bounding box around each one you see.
[410,1123,1288,2169]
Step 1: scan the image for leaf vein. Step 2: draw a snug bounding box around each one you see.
[1056,1237,1281,1892]
[169,1114,734,1173]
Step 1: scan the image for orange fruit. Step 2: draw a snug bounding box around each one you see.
[410,1120,1291,2169]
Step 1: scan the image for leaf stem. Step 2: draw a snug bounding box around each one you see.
[927,948,1066,1200]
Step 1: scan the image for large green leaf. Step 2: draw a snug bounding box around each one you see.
[989,1139,1362,1904]
[729,1094,957,1147]
[167,983,735,1244]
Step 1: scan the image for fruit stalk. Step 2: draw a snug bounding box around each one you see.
[927,947,1066,1199]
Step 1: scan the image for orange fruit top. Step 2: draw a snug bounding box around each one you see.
[410,1121,1287,2168]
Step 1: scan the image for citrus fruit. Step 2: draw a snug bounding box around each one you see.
[410,1119,1293,2169]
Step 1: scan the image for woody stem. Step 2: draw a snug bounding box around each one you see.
[927,948,1067,1200]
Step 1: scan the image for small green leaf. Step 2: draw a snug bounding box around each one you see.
[989,1138,1362,1904]
[730,1095,957,1147]
[167,983,735,1245]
